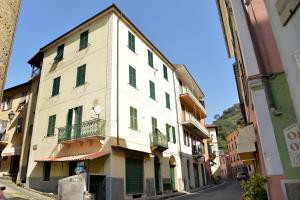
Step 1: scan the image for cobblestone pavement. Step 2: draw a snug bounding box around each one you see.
[169,181,243,200]
[0,179,53,200]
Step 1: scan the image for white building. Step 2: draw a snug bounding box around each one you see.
[26,5,209,199]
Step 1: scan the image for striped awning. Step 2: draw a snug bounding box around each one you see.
[35,150,110,162]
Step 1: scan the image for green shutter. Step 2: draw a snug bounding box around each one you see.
[52,77,60,96]
[148,50,153,67]
[66,109,73,140]
[79,30,89,50]
[130,107,138,130]
[129,66,136,88]
[54,44,64,62]
[128,31,135,52]
[163,65,168,80]
[172,126,176,143]
[149,81,155,100]
[126,158,143,194]
[75,106,83,138]
[165,92,170,109]
[166,124,170,142]
[47,115,56,136]
[152,117,157,133]
[76,65,86,87]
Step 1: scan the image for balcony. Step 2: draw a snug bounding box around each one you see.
[180,87,206,118]
[181,112,209,139]
[150,131,168,152]
[192,145,203,158]
[58,119,105,143]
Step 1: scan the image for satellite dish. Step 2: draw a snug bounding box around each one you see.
[92,105,102,115]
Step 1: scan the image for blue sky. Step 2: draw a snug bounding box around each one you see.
[6,0,237,123]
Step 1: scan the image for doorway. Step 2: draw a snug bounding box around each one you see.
[9,155,20,175]
[89,175,105,200]
[200,164,206,186]
[154,156,161,194]
[193,164,199,188]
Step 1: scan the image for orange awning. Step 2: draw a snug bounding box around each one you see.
[35,150,110,162]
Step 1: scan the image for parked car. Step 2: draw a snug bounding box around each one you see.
[0,186,6,200]
[236,172,249,181]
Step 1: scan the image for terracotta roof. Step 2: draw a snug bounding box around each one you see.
[35,150,110,162]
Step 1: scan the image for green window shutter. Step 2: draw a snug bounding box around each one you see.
[54,44,64,62]
[130,107,138,130]
[43,162,51,181]
[152,117,157,133]
[166,124,170,142]
[148,50,153,67]
[47,115,56,136]
[149,81,155,100]
[165,92,170,109]
[129,66,136,88]
[163,65,168,80]
[52,77,60,96]
[126,158,144,194]
[79,30,89,50]
[172,126,176,143]
[128,31,135,52]
[76,65,86,87]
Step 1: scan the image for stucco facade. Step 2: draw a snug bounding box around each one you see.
[26,5,209,200]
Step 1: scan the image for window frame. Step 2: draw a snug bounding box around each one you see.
[163,65,168,80]
[128,31,135,52]
[76,64,86,87]
[148,50,153,67]
[54,44,64,62]
[165,92,170,109]
[51,76,61,97]
[129,65,136,88]
[130,106,138,130]
[149,80,156,100]
[79,30,89,50]
[47,115,56,137]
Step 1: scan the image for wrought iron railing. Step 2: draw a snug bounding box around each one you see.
[58,119,105,143]
[150,130,168,149]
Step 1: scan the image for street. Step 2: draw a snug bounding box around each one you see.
[0,179,53,200]
[171,181,243,200]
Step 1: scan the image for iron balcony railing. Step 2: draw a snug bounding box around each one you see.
[58,119,105,143]
[150,130,168,149]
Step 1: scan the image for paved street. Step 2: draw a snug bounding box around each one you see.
[0,179,53,200]
[171,181,243,200]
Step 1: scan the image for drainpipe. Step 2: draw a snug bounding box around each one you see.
[116,12,121,146]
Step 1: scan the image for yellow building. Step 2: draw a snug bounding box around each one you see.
[0,74,39,182]
[26,5,209,199]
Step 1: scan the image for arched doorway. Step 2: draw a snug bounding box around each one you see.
[169,156,176,192]
[154,156,161,194]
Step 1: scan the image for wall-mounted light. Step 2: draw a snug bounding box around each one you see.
[8,111,15,121]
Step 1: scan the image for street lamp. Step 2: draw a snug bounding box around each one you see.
[8,111,15,121]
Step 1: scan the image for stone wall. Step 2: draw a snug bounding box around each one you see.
[0,0,21,101]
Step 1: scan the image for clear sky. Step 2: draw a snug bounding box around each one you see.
[6,0,237,123]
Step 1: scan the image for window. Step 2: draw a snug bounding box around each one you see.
[187,134,190,146]
[163,65,168,80]
[129,65,136,88]
[76,64,86,87]
[172,126,176,143]
[128,31,135,52]
[54,44,64,62]
[166,124,170,142]
[149,81,156,100]
[183,131,187,145]
[16,117,23,133]
[2,97,12,110]
[151,117,157,133]
[47,115,56,136]
[79,30,89,50]
[43,162,51,181]
[130,107,138,130]
[52,76,60,97]
[165,92,170,109]
[148,50,153,67]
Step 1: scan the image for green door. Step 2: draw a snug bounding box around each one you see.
[154,157,161,194]
[170,165,176,191]
[74,106,82,139]
[126,158,143,194]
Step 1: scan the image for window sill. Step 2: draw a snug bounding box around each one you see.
[45,135,55,138]
[129,127,139,132]
[149,97,157,102]
[127,46,137,54]
[128,83,139,90]
[50,94,60,98]
[75,82,87,88]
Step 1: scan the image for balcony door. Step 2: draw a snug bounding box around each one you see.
[66,106,82,140]
[193,163,199,188]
